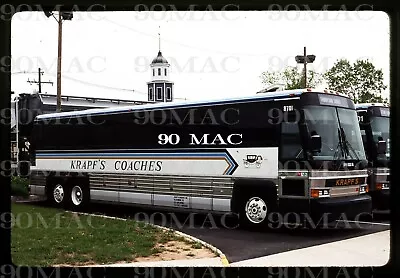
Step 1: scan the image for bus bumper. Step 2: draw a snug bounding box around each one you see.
[279,194,372,225]
[309,194,372,223]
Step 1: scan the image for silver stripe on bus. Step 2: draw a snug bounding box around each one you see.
[212,199,231,212]
[90,189,118,202]
[191,197,213,210]
[119,192,152,206]
[29,185,46,196]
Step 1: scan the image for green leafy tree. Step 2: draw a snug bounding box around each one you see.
[324,59,388,104]
[260,66,323,90]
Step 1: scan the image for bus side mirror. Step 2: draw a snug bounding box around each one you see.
[310,134,322,152]
[377,140,387,154]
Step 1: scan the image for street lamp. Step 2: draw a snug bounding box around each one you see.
[44,11,73,112]
[295,47,315,88]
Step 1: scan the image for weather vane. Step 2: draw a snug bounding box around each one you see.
[158,25,161,51]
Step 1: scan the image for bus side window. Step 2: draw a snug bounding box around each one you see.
[280,113,303,160]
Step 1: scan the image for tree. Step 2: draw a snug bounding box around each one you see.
[324,59,388,104]
[260,66,323,90]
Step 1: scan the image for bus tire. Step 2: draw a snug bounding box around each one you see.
[47,180,67,208]
[65,180,90,211]
[239,192,273,228]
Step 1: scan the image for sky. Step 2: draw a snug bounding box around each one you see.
[11,10,390,102]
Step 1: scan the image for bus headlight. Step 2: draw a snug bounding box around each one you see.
[311,189,330,198]
[376,183,389,190]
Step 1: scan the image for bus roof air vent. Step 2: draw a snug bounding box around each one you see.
[257,84,286,94]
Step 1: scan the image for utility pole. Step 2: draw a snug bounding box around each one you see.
[27,67,53,93]
[44,10,73,112]
[57,12,62,112]
[295,47,316,88]
[303,47,307,88]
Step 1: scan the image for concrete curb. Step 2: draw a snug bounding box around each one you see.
[150,223,230,266]
[11,195,46,203]
[67,211,230,266]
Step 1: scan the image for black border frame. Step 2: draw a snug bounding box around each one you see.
[1,1,398,277]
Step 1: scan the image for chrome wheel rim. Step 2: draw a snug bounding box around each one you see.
[245,197,267,224]
[71,186,83,206]
[53,184,64,203]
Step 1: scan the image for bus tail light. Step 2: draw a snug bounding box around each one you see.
[311,189,319,198]
[359,185,368,193]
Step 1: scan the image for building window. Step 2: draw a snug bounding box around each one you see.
[156,87,163,100]
[166,87,172,101]
[152,69,155,76]
[148,87,154,101]
[164,68,167,76]
[158,68,161,76]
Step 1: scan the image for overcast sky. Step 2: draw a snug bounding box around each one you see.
[11,10,390,102]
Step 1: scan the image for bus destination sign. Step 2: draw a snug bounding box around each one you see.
[318,94,349,108]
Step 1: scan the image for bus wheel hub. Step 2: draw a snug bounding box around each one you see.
[53,184,64,203]
[245,197,267,224]
[71,186,83,206]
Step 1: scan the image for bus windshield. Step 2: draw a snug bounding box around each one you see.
[303,105,366,161]
[370,116,390,160]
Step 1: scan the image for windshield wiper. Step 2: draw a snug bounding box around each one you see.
[333,127,346,169]
[339,127,360,160]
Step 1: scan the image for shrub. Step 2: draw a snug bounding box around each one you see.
[11,176,29,197]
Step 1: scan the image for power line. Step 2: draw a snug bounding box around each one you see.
[62,75,189,100]
[104,18,274,57]
[12,71,189,100]
[12,71,37,75]
[62,75,135,92]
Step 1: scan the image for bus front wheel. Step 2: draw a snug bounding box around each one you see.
[239,194,273,228]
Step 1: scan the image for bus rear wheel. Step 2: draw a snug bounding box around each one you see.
[66,183,89,211]
[51,184,66,206]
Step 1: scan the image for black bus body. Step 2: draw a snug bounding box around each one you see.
[356,103,390,210]
[28,89,372,227]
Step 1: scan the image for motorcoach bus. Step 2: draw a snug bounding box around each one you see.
[356,103,390,210]
[28,89,372,227]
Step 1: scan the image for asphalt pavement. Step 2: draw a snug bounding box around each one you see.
[19,200,390,264]
[85,202,390,263]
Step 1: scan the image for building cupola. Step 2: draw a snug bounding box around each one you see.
[147,27,174,103]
